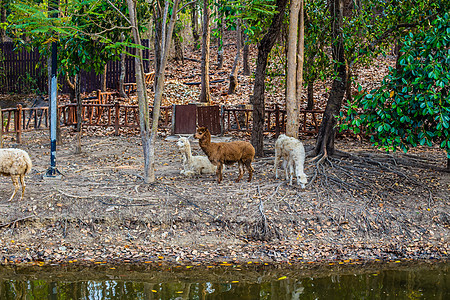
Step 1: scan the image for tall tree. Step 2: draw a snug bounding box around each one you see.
[191,0,200,50]
[228,18,242,94]
[311,0,346,160]
[216,0,225,69]
[148,0,180,181]
[127,0,179,182]
[242,33,250,76]
[199,0,211,103]
[285,0,301,138]
[251,0,289,156]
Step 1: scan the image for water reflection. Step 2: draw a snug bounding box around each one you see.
[0,262,448,299]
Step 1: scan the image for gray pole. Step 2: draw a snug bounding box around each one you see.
[44,41,61,178]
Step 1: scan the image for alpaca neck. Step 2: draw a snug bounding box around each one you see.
[198,131,213,156]
[184,144,193,162]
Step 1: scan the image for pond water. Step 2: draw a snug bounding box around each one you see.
[0,261,448,299]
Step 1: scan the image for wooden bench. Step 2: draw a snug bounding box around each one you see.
[123,72,156,96]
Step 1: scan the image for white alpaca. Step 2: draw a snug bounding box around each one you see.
[274,134,307,188]
[177,137,217,176]
[0,148,32,200]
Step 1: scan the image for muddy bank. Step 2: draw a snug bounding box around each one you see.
[0,129,449,266]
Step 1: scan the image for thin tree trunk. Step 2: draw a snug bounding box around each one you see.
[118,34,127,98]
[173,31,184,64]
[307,80,314,110]
[143,0,180,182]
[296,0,305,116]
[286,0,300,138]
[228,20,241,95]
[101,64,107,91]
[216,3,224,69]
[199,0,211,103]
[242,35,250,76]
[191,1,200,50]
[251,0,289,156]
[127,0,152,182]
[153,2,162,91]
[312,0,346,158]
[65,74,75,103]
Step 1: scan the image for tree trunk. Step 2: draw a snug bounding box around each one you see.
[65,74,75,103]
[127,0,152,182]
[286,0,300,138]
[251,0,289,157]
[296,0,305,112]
[191,1,200,50]
[118,48,127,98]
[153,3,162,91]
[130,0,180,183]
[100,64,107,92]
[173,32,184,64]
[199,0,211,103]
[307,80,314,110]
[242,35,250,76]
[312,0,346,158]
[228,20,241,95]
[345,62,352,101]
[216,4,224,69]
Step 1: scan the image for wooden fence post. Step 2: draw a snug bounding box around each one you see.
[220,105,225,135]
[15,104,22,143]
[114,102,120,135]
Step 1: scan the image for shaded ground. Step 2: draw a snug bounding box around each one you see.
[0,129,448,266]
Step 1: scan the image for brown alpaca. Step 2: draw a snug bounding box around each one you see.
[194,127,255,183]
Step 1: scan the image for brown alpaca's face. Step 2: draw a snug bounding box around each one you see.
[194,127,207,139]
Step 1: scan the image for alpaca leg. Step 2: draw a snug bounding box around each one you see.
[236,162,244,183]
[9,176,20,201]
[282,159,289,181]
[216,163,223,183]
[296,160,307,188]
[274,151,280,179]
[245,161,253,182]
[288,161,294,185]
[20,174,26,200]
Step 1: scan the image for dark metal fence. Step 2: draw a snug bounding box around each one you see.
[0,40,151,94]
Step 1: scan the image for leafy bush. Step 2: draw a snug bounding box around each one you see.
[341,13,450,159]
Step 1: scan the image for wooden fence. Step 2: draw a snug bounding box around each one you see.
[1,103,324,142]
[0,40,151,94]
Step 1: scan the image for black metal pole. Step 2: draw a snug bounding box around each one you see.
[45,41,61,178]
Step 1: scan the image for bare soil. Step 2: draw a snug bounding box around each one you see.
[0,37,448,266]
[0,128,448,266]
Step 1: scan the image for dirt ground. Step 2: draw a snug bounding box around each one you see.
[0,128,448,266]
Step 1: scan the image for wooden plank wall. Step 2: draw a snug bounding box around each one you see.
[0,40,151,94]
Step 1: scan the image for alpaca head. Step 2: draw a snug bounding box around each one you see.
[299,174,308,189]
[194,127,209,140]
[177,137,190,152]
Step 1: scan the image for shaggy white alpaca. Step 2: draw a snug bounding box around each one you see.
[274,134,307,188]
[177,137,217,176]
[0,148,32,200]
